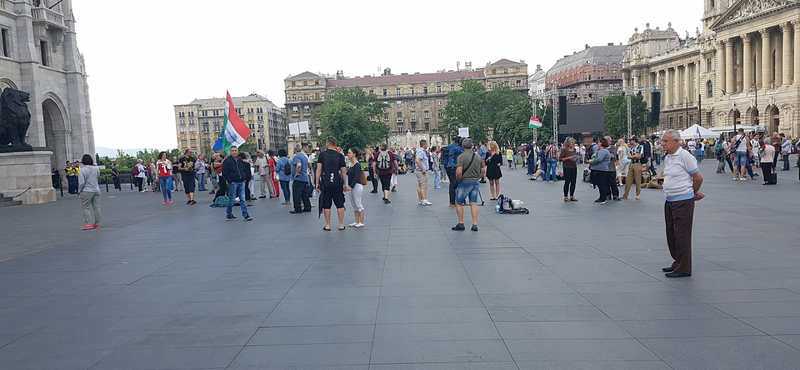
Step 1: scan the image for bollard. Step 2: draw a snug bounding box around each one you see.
[105,176,109,192]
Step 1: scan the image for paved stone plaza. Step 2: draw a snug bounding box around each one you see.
[1,160,800,370]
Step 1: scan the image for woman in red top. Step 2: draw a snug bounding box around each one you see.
[268,150,279,199]
[156,151,173,204]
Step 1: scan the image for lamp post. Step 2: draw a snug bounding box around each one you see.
[752,85,758,127]
[551,81,559,142]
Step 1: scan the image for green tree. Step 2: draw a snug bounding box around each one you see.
[603,95,652,138]
[441,79,490,143]
[533,102,554,143]
[495,94,533,146]
[313,87,389,150]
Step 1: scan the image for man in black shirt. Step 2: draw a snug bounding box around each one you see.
[641,135,656,176]
[178,149,197,204]
[315,137,350,231]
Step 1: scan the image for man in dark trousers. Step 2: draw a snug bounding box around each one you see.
[443,136,464,207]
[289,143,312,214]
[661,129,704,278]
[315,137,350,231]
[222,146,252,221]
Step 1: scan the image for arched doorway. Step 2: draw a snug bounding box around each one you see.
[732,109,741,128]
[42,98,67,170]
[767,106,779,133]
[749,108,759,126]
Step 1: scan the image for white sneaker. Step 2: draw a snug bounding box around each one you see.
[740,176,747,181]
[733,177,738,181]
[348,222,358,227]
[435,186,442,189]
[422,200,432,206]
[354,223,364,228]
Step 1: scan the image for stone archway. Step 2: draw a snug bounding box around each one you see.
[42,98,68,170]
[767,106,779,134]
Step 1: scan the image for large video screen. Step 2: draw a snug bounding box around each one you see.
[561,103,605,134]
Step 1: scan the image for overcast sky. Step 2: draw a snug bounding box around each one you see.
[72,0,704,151]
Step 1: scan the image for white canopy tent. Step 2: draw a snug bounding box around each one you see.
[679,124,718,140]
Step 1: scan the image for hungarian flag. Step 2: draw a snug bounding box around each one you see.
[529,116,542,128]
[213,91,252,154]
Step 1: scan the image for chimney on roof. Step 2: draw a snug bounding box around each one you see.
[536,64,542,71]
[336,70,344,80]
[383,68,391,76]
[465,62,472,71]
[585,44,590,49]
[608,42,614,46]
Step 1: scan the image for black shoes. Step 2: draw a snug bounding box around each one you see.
[594,199,606,204]
[226,216,238,221]
[244,216,253,221]
[452,223,465,231]
[391,186,396,192]
[665,271,691,278]
[259,196,267,199]
[383,198,391,204]
[479,180,487,183]
[289,210,304,214]
[471,225,478,232]
[370,190,378,194]
[662,267,674,272]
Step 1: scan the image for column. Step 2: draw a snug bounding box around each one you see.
[780,23,790,86]
[685,64,692,103]
[794,21,800,85]
[675,66,681,104]
[743,33,753,91]
[717,42,726,94]
[726,39,734,93]
[761,29,771,89]
[665,69,673,106]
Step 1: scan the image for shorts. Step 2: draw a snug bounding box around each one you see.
[321,186,345,209]
[733,151,749,166]
[616,162,630,178]
[379,173,392,191]
[455,182,480,205]
[415,171,428,189]
[391,173,398,185]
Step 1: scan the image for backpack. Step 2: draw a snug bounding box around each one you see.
[132,165,140,176]
[210,196,228,208]
[377,150,392,170]
[282,158,291,175]
[440,146,450,168]
[405,150,414,160]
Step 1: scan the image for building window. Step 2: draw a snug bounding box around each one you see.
[437,111,443,118]
[492,82,497,89]
[1,28,9,58]
[292,106,298,113]
[706,80,713,98]
[689,115,694,126]
[424,122,430,132]
[396,100,402,108]
[516,80,521,87]
[291,94,296,101]
[384,113,389,121]
[383,89,387,96]
[410,87,415,95]
[450,85,455,91]
[423,99,430,106]
[706,58,712,72]
[189,119,195,125]
[669,116,673,129]
[396,88,401,96]
[436,86,442,93]
[424,111,430,119]
[410,112,416,120]
[678,116,683,127]
[303,105,310,112]
[423,87,428,94]
[410,101,416,107]
[411,122,417,132]
[291,81,296,87]
[706,112,712,125]
[40,40,50,66]
[397,112,402,118]
[436,99,443,105]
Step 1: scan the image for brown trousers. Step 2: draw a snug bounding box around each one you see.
[624,162,643,197]
[664,198,695,274]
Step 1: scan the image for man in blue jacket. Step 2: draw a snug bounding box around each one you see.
[444,136,464,207]
[222,146,252,221]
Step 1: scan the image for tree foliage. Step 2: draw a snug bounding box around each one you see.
[313,88,389,150]
[442,79,535,145]
[603,95,654,138]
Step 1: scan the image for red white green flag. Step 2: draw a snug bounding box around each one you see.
[529,116,542,128]
[222,91,251,154]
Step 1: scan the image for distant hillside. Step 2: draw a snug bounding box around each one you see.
[95,146,145,159]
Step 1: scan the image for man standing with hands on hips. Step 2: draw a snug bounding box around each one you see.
[661,129,704,278]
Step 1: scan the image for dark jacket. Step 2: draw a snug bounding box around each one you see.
[222,156,247,183]
[347,163,362,188]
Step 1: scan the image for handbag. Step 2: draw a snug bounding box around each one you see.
[169,176,175,191]
[360,170,368,186]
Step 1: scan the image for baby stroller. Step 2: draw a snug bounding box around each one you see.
[496,194,529,214]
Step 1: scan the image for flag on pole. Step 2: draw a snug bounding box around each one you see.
[696,126,702,139]
[216,91,252,155]
[529,116,542,128]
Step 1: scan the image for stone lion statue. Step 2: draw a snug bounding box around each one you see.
[0,88,32,148]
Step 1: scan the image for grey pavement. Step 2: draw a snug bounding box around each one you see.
[1,159,799,369]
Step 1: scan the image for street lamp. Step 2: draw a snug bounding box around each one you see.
[751,84,759,127]
[551,81,559,142]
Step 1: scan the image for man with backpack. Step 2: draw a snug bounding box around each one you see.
[372,142,398,204]
[316,137,350,231]
[443,136,464,207]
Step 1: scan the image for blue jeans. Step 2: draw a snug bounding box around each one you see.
[527,157,536,175]
[196,173,207,191]
[433,168,441,188]
[280,180,291,202]
[654,153,661,165]
[159,177,172,202]
[226,181,249,218]
[455,181,480,204]
[545,158,557,180]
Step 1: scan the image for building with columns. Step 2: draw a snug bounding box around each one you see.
[623,0,800,138]
[0,0,94,169]
[284,59,529,149]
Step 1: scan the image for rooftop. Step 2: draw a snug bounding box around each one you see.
[326,70,486,88]
[184,93,273,108]
[547,44,627,75]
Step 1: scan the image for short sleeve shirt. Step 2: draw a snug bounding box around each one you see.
[292,153,309,182]
[415,148,429,171]
[663,147,699,202]
[178,157,196,175]
[457,151,484,183]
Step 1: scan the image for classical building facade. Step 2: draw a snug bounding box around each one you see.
[545,43,626,104]
[623,0,800,137]
[174,94,287,155]
[284,59,528,148]
[0,0,94,170]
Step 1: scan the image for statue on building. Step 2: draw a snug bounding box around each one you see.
[406,130,412,148]
[0,88,32,149]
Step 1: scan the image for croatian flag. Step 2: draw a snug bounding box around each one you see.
[214,91,252,154]
[529,116,543,128]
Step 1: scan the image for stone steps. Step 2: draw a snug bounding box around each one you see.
[0,193,23,207]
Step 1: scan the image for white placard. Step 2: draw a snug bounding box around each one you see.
[298,121,310,134]
[288,122,300,136]
[458,127,469,138]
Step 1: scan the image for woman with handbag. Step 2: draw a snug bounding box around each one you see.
[346,148,365,228]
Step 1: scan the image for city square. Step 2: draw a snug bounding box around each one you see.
[1,161,799,369]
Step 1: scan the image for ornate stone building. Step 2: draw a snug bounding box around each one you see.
[174,94,287,155]
[545,44,626,104]
[0,0,94,169]
[284,59,529,148]
[623,0,800,137]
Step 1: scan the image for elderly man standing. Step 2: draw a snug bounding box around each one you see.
[254,150,273,199]
[661,129,704,278]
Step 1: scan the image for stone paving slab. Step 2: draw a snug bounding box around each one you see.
[0,160,799,368]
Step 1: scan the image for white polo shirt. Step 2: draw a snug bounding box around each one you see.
[663,147,698,202]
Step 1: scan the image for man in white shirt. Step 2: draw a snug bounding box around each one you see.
[414,139,431,206]
[254,150,272,199]
[661,129,704,278]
